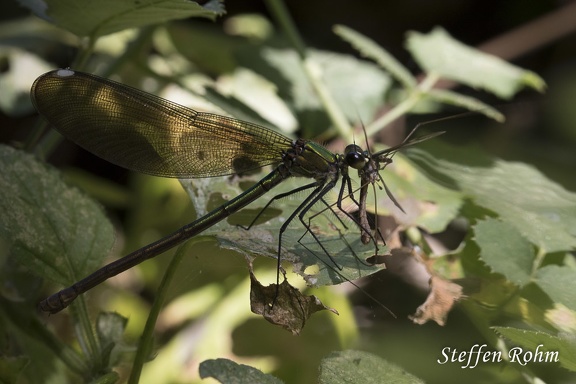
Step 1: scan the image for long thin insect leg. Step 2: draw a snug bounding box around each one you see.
[240,181,320,230]
[296,234,396,318]
[296,206,375,269]
[269,182,325,305]
[292,182,346,270]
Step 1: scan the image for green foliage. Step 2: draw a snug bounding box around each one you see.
[1,1,574,383]
[410,141,576,252]
[181,176,383,287]
[493,327,576,371]
[199,358,284,383]
[474,218,535,286]
[198,350,426,384]
[406,27,546,99]
[20,0,224,37]
[334,25,416,89]
[318,350,424,384]
[0,145,115,286]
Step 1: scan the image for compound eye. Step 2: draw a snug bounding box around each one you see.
[344,144,366,169]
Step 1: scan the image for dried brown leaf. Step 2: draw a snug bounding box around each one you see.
[409,275,463,326]
[249,269,338,335]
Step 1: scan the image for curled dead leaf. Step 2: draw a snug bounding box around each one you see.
[249,268,338,335]
[409,275,463,326]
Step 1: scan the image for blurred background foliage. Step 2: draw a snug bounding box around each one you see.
[1,0,576,383]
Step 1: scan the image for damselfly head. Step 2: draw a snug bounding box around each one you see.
[343,144,368,170]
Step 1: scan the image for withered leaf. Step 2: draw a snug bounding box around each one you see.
[409,275,463,326]
[249,269,338,335]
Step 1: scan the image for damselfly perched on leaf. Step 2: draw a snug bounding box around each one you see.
[31,69,442,313]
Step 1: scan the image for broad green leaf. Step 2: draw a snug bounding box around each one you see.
[214,68,298,135]
[493,327,576,372]
[0,47,53,117]
[262,48,391,124]
[180,174,384,288]
[473,218,535,286]
[0,145,114,286]
[333,24,416,89]
[406,27,546,99]
[225,13,274,40]
[166,22,245,75]
[23,0,224,38]
[408,141,576,253]
[199,358,283,384]
[318,350,424,384]
[546,304,576,333]
[535,265,576,312]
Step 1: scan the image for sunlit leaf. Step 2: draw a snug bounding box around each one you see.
[535,265,576,312]
[408,141,576,253]
[493,327,576,372]
[406,27,546,99]
[262,48,391,124]
[0,47,53,117]
[546,304,576,333]
[473,218,535,287]
[333,24,416,89]
[214,68,298,134]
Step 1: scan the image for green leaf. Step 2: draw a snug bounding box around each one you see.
[96,312,129,367]
[546,304,576,333]
[0,145,114,286]
[535,265,576,312]
[426,89,504,122]
[473,218,535,286]
[493,327,576,372]
[166,22,244,75]
[318,350,424,384]
[199,358,284,384]
[0,47,53,117]
[408,141,576,253]
[371,152,463,234]
[24,0,224,38]
[213,68,298,135]
[406,27,546,99]
[180,175,384,287]
[262,48,391,124]
[333,24,416,89]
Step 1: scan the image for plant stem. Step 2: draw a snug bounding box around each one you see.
[0,298,88,373]
[365,72,440,138]
[264,0,352,141]
[70,297,102,373]
[128,241,191,384]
